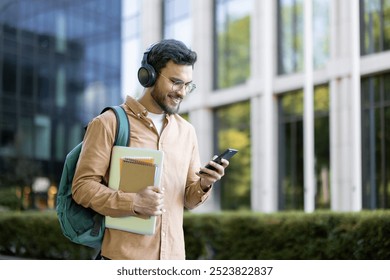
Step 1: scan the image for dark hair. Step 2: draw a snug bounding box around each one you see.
[147,39,197,73]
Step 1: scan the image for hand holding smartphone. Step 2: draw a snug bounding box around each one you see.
[199,148,238,174]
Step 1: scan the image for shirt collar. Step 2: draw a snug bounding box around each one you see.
[125,95,148,117]
[125,95,173,121]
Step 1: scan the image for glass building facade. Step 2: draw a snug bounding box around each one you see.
[360,0,390,209]
[121,0,390,213]
[0,0,122,196]
[1,0,389,213]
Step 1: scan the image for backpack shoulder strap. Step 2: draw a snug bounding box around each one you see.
[100,105,130,147]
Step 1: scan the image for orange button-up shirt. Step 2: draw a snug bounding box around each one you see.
[72,96,211,260]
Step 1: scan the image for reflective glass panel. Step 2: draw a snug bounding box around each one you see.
[361,0,390,54]
[278,85,330,210]
[361,73,390,209]
[214,101,251,210]
[214,0,252,89]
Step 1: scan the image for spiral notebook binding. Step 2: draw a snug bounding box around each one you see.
[121,157,156,167]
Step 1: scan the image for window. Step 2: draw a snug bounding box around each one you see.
[55,123,65,161]
[0,109,17,157]
[163,0,192,46]
[361,73,390,209]
[277,0,304,75]
[214,0,252,89]
[278,0,329,74]
[313,85,330,209]
[20,57,35,98]
[214,101,251,210]
[2,53,17,94]
[278,85,330,210]
[313,0,330,69]
[34,115,51,160]
[278,90,304,210]
[20,116,34,158]
[360,0,390,55]
[122,0,142,98]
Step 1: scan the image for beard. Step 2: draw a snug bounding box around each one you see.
[150,86,182,115]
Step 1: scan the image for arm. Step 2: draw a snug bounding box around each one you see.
[183,130,229,210]
[72,112,137,217]
[72,112,164,217]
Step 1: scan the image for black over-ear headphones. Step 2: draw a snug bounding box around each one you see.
[137,44,157,87]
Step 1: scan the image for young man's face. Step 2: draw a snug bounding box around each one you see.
[150,60,193,114]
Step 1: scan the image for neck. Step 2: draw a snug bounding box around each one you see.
[138,90,164,114]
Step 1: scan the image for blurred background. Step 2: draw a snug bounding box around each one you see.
[0,0,389,214]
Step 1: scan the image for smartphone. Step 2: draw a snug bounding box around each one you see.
[200,148,238,173]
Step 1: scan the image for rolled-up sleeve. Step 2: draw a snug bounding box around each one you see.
[184,130,212,210]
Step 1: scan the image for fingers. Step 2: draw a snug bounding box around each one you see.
[133,186,165,217]
[145,187,165,216]
[220,158,230,168]
[197,159,229,189]
[199,159,229,177]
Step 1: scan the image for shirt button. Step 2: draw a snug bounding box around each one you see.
[149,123,153,128]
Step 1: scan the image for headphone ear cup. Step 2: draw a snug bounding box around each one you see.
[137,64,157,87]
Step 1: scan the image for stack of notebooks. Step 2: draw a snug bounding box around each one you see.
[105,146,164,235]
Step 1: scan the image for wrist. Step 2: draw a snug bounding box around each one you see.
[200,178,211,192]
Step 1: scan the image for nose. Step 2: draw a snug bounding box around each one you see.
[175,86,187,98]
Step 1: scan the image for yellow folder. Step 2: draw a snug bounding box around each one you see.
[105,146,164,235]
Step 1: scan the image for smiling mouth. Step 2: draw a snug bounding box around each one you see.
[169,94,182,105]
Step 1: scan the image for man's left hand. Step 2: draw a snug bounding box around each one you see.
[196,158,229,191]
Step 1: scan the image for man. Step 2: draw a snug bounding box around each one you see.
[72,39,229,260]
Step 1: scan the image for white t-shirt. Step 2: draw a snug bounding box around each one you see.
[148,112,166,135]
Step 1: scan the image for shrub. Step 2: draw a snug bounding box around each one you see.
[0,211,95,259]
[1,210,390,259]
[0,187,21,211]
[184,210,390,260]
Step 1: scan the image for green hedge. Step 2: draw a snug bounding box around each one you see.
[0,187,21,210]
[0,211,96,259]
[1,210,390,259]
[184,211,390,259]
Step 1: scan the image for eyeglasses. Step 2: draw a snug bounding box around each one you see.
[159,73,196,94]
